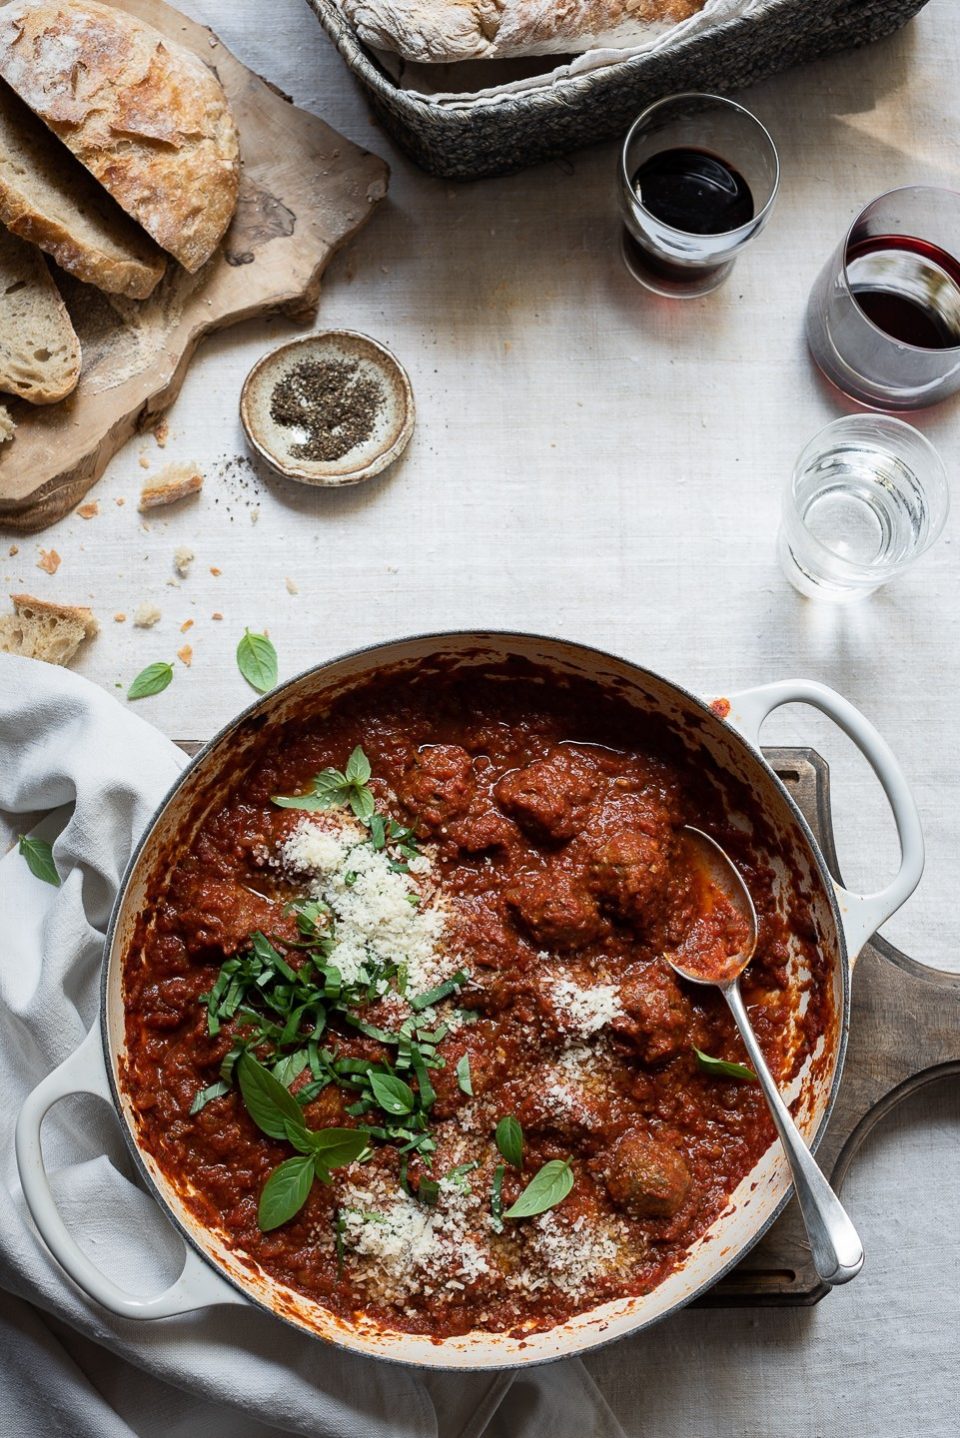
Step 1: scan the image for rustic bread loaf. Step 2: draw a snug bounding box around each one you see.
[0,592,98,664]
[0,79,165,299]
[0,0,240,273]
[339,0,708,62]
[0,223,80,403]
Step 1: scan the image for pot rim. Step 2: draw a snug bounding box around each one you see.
[101,628,851,1368]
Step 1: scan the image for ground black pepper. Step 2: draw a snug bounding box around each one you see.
[269,357,384,463]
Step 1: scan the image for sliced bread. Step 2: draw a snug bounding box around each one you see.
[0,80,165,299]
[0,1,240,273]
[0,224,80,403]
[0,591,98,664]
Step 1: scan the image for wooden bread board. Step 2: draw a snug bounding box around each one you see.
[0,0,389,533]
[173,740,959,1308]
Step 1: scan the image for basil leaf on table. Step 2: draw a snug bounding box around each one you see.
[237,1052,308,1140]
[693,1046,757,1082]
[236,630,278,693]
[503,1158,574,1220]
[369,1072,415,1116]
[258,1154,315,1231]
[127,661,173,700]
[18,835,60,887]
[495,1114,523,1170]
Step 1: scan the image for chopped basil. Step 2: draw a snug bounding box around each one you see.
[495,1115,523,1170]
[409,969,469,1012]
[503,1157,574,1220]
[189,1080,230,1114]
[236,629,278,693]
[491,1163,506,1233]
[17,835,60,887]
[456,1054,473,1097]
[693,1046,757,1082]
[127,661,173,700]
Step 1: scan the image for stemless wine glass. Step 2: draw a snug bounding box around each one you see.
[777,415,949,602]
[618,93,780,298]
[806,186,960,409]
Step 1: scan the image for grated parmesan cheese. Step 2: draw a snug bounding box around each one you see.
[518,1211,623,1298]
[549,978,623,1037]
[280,815,461,992]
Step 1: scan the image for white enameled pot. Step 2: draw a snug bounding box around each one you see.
[15,632,924,1368]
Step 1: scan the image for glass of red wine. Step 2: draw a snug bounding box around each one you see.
[618,92,780,298]
[806,186,960,409]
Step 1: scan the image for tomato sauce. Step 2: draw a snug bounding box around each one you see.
[122,665,832,1338]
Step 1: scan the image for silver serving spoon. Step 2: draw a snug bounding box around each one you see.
[666,826,864,1287]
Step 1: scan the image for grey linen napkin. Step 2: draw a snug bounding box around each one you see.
[0,655,627,1438]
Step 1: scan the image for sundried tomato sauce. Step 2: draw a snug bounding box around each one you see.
[121,665,832,1338]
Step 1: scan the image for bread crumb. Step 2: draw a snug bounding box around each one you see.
[115,497,125,507]
[177,644,193,667]
[154,419,169,448]
[133,603,161,628]
[210,566,221,577]
[37,549,61,575]
[139,454,150,470]
[285,576,299,595]
[174,545,194,577]
[250,508,260,525]
[114,612,126,623]
[180,618,194,634]
[139,463,203,512]
[8,544,18,556]
[0,404,16,444]
[77,502,99,520]
[211,611,223,621]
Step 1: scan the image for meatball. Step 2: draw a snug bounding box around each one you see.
[447,803,516,855]
[495,749,597,842]
[611,961,694,1064]
[588,829,672,928]
[399,745,474,835]
[505,867,604,951]
[603,1130,691,1219]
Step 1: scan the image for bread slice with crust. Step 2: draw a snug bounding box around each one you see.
[0,224,80,404]
[0,79,165,299]
[0,592,98,664]
[0,0,240,274]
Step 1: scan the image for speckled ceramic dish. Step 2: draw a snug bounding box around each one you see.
[240,331,414,486]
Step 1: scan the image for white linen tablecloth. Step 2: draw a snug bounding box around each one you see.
[0,655,626,1438]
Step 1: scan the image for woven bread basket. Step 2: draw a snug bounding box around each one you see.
[306,0,930,180]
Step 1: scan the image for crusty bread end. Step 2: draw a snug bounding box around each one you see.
[0,591,98,665]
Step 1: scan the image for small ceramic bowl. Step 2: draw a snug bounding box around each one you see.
[240,331,414,486]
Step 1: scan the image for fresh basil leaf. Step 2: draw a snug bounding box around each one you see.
[127,661,173,700]
[409,969,470,1012]
[271,792,331,811]
[349,786,376,823]
[313,768,349,799]
[495,1115,523,1170]
[345,746,372,786]
[307,1127,369,1168]
[18,835,60,887]
[504,1157,574,1220]
[456,1055,473,1097]
[693,1046,757,1082]
[190,1080,230,1114]
[418,1175,440,1206]
[369,1072,415,1116]
[257,1154,315,1231]
[236,630,278,693]
[237,1052,308,1140]
[368,813,386,849]
[491,1163,505,1234]
[283,1117,316,1154]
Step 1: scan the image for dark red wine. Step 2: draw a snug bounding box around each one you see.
[632,147,755,235]
[847,234,960,349]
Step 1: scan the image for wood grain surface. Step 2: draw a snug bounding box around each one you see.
[0,0,388,533]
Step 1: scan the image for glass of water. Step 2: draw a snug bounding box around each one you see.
[777,415,949,602]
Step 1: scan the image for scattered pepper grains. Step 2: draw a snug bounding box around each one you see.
[37,548,60,574]
[268,357,385,462]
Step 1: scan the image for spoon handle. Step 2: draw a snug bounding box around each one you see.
[723,981,864,1287]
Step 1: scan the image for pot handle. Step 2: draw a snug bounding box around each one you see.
[723,680,924,962]
[15,1023,246,1319]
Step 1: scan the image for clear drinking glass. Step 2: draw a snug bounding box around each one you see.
[777,415,949,602]
[618,92,780,298]
[806,186,960,409]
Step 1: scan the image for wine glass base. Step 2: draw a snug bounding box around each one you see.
[620,230,735,299]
